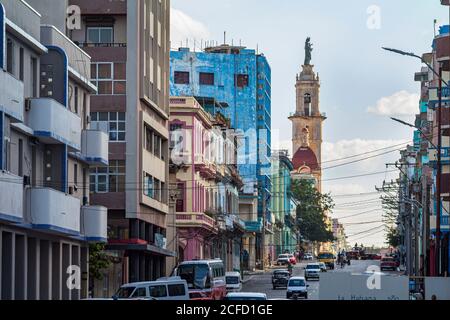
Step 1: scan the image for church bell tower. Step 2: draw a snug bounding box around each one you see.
[289,38,326,190]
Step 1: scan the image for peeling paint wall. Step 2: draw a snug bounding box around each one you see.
[170,47,272,219]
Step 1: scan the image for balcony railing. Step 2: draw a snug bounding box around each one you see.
[81,130,109,166]
[81,206,108,242]
[430,215,450,231]
[27,98,82,150]
[77,42,127,48]
[0,70,24,122]
[27,187,81,236]
[176,212,216,230]
[0,171,23,223]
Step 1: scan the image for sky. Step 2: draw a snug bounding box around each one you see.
[170,0,450,247]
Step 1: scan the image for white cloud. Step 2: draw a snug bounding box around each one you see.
[367,90,420,116]
[170,8,211,50]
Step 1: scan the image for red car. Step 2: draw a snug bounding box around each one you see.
[380,257,397,271]
[288,254,297,265]
[189,292,213,300]
[373,254,382,260]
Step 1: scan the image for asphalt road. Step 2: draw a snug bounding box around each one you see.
[242,259,401,300]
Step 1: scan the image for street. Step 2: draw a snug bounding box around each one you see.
[242,260,401,300]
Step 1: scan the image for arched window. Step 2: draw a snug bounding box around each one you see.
[304,93,311,116]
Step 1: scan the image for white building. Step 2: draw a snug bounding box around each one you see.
[0,0,108,299]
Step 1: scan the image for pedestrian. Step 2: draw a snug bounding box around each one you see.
[431,294,437,300]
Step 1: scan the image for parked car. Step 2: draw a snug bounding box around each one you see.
[288,254,297,265]
[225,272,242,293]
[373,254,382,260]
[380,257,398,271]
[277,254,290,265]
[304,253,313,260]
[304,263,321,281]
[224,292,267,300]
[318,262,327,272]
[113,277,189,300]
[286,276,309,300]
[272,269,290,289]
[189,291,213,300]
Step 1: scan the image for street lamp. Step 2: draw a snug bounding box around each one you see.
[382,47,448,86]
[390,117,437,149]
[383,46,446,276]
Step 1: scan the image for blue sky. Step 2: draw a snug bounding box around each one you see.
[170,0,450,246]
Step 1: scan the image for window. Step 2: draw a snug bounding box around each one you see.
[143,173,165,203]
[145,126,154,152]
[18,139,23,177]
[31,58,37,97]
[149,285,167,298]
[168,284,186,297]
[235,74,249,88]
[144,173,154,199]
[74,163,78,186]
[174,71,189,85]
[91,62,126,95]
[90,112,126,142]
[90,160,125,193]
[199,72,214,86]
[304,93,311,116]
[87,27,113,44]
[131,287,147,298]
[7,39,14,74]
[19,48,24,81]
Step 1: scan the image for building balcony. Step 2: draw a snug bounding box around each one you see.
[70,0,127,15]
[0,171,23,223]
[0,69,24,122]
[244,218,263,233]
[27,98,82,150]
[430,214,450,231]
[40,25,96,91]
[1,0,41,41]
[176,212,217,232]
[27,187,81,236]
[81,129,109,166]
[81,206,108,242]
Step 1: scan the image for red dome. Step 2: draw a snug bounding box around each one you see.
[292,147,319,171]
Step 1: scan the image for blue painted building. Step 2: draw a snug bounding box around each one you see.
[169,45,272,227]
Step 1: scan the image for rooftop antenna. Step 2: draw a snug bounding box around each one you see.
[201,39,203,51]
[232,39,234,46]
[224,31,226,45]
[194,39,196,52]
[434,19,437,37]
[239,39,242,46]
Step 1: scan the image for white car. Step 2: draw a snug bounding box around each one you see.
[225,272,242,292]
[286,276,309,299]
[112,277,189,300]
[304,253,313,260]
[224,292,267,300]
[304,263,321,281]
[277,254,290,265]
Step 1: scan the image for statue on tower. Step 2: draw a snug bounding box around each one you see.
[304,37,313,65]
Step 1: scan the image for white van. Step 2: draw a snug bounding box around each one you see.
[225,272,242,292]
[113,277,189,300]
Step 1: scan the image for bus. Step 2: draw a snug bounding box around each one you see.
[173,259,226,300]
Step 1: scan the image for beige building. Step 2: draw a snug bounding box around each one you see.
[69,0,173,297]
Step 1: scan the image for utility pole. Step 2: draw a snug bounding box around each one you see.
[436,64,443,276]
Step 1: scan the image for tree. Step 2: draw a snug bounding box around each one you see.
[291,179,335,243]
[89,243,111,281]
[386,226,401,248]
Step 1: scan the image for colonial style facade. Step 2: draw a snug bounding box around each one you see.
[168,97,245,272]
